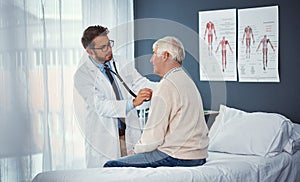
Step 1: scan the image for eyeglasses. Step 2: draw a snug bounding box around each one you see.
[91,40,114,52]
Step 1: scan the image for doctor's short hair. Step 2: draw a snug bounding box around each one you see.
[81,25,109,49]
[153,36,185,64]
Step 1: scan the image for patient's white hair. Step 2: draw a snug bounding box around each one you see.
[153,36,185,64]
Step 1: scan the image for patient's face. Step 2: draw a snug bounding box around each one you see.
[150,47,163,77]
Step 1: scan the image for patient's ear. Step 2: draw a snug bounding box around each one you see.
[163,51,169,60]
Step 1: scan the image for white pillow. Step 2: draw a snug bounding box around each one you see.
[208,105,293,157]
[209,105,246,141]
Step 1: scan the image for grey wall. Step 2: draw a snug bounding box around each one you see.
[133,0,300,123]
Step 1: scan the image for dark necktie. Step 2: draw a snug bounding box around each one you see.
[104,64,120,100]
[104,64,126,133]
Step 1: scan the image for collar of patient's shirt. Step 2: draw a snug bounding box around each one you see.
[88,55,112,73]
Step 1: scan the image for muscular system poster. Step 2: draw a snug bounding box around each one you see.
[199,9,237,81]
[238,6,279,82]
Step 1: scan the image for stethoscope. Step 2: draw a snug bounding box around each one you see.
[90,56,150,101]
[107,59,151,102]
[105,59,137,98]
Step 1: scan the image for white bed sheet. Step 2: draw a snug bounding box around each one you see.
[32,150,300,182]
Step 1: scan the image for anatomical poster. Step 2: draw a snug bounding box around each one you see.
[199,8,237,81]
[238,6,279,82]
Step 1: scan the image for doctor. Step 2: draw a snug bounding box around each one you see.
[74,25,155,168]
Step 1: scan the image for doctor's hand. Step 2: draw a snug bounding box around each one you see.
[133,88,152,107]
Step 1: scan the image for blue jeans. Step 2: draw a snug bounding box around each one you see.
[103,150,206,168]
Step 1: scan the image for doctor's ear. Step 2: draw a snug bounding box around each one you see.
[86,48,93,55]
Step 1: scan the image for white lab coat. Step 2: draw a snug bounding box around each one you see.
[73,53,156,168]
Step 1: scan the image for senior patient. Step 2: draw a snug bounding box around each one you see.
[103,36,209,168]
